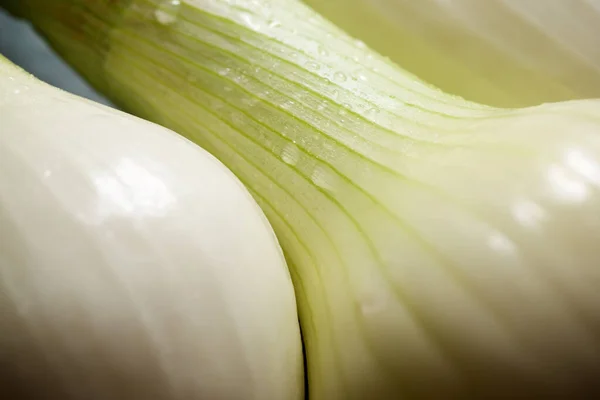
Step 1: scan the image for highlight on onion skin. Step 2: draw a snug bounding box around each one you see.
[0,58,303,400]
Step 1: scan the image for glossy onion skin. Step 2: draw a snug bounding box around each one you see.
[0,62,303,400]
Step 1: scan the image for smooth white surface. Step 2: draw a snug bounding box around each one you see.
[0,62,303,400]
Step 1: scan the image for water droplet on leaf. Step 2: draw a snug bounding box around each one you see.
[154,0,180,25]
[311,165,335,191]
[333,71,347,82]
[306,61,320,70]
[354,39,366,49]
[240,12,261,31]
[281,143,300,166]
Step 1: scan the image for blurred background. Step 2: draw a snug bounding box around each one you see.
[0,8,112,106]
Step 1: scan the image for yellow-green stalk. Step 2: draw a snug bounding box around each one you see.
[304,0,600,107]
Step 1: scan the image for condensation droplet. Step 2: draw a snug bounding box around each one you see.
[364,107,380,116]
[240,12,261,31]
[318,46,329,56]
[354,39,366,49]
[311,165,335,191]
[350,70,368,82]
[233,74,249,84]
[219,68,231,76]
[305,61,320,70]
[333,71,347,82]
[268,19,281,28]
[281,100,295,110]
[242,97,259,107]
[280,143,300,166]
[316,101,327,111]
[154,0,180,25]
